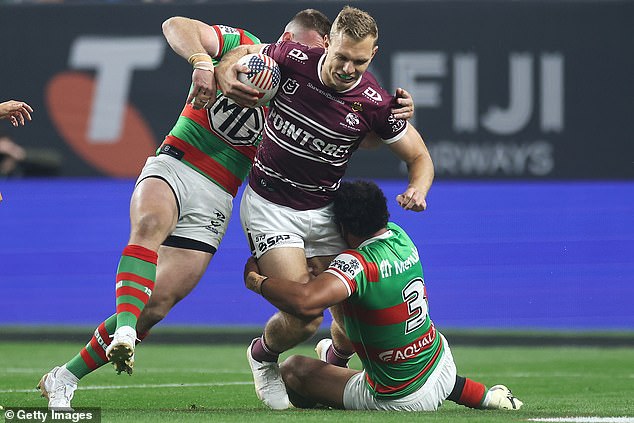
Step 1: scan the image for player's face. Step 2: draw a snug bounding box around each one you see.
[322,32,377,91]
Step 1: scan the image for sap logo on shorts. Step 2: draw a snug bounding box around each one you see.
[362,87,383,103]
[257,234,292,253]
[387,114,406,133]
[329,254,362,279]
[288,48,309,62]
[282,78,299,95]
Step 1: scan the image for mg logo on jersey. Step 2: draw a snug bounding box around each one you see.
[288,48,308,62]
[282,78,299,95]
[208,95,265,146]
[362,87,383,103]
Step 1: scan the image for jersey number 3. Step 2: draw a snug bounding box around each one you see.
[402,278,428,334]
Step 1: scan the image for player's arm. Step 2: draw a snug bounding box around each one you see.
[215,44,266,107]
[244,258,348,319]
[389,125,434,211]
[162,17,219,108]
[361,88,414,150]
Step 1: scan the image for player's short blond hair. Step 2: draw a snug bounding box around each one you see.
[331,6,378,45]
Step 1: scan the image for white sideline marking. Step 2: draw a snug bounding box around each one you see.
[0,381,253,394]
[529,418,634,423]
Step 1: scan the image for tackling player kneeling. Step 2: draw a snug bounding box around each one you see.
[244,180,523,411]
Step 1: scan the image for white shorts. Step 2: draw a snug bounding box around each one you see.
[342,334,457,411]
[136,154,233,253]
[239,185,346,259]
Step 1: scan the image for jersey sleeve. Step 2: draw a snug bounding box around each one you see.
[324,250,365,297]
[211,25,261,61]
[373,95,409,144]
[261,41,307,69]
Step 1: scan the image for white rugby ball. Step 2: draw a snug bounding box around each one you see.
[237,53,281,107]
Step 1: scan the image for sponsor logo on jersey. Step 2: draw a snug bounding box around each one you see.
[351,101,363,112]
[387,114,406,134]
[329,253,362,280]
[282,78,299,95]
[256,234,292,254]
[208,94,265,146]
[377,325,436,363]
[269,109,353,158]
[288,48,309,62]
[307,82,345,105]
[217,25,239,35]
[363,87,383,103]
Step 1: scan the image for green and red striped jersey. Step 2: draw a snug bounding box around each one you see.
[325,222,444,399]
[159,25,263,197]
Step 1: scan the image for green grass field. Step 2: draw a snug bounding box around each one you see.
[1,341,633,422]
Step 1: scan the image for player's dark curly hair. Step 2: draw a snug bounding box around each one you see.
[333,180,389,238]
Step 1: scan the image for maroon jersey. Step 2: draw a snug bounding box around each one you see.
[249,41,408,210]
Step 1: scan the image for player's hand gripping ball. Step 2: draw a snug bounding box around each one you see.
[237,53,281,107]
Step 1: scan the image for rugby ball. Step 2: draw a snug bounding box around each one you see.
[237,53,281,107]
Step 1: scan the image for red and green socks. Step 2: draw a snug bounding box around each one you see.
[115,245,158,331]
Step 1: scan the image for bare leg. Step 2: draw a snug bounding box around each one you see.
[281,355,359,409]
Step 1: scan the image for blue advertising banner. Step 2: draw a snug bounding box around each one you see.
[1,180,632,329]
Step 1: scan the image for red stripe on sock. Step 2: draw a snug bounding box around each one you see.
[89,336,108,362]
[122,245,158,264]
[80,348,98,370]
[97,322,111,348]
[116,272,155,290]
[116,285,151,303]
[116,303,142,319]
[459,378,487,408]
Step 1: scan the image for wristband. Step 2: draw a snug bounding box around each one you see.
[188,52,213,65]
[193,61,214,72]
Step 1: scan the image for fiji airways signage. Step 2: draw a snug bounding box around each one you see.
[393,52,564,177]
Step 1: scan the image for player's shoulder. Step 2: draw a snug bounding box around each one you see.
[352,71,394,109]
[265,40,324,62]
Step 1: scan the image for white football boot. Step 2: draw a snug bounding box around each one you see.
[482,384,523,410]
[315,338,350,368]
[105,325,136,375]
[315,338,332,362]
[246,339,290,410]
[37,366,78,410]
